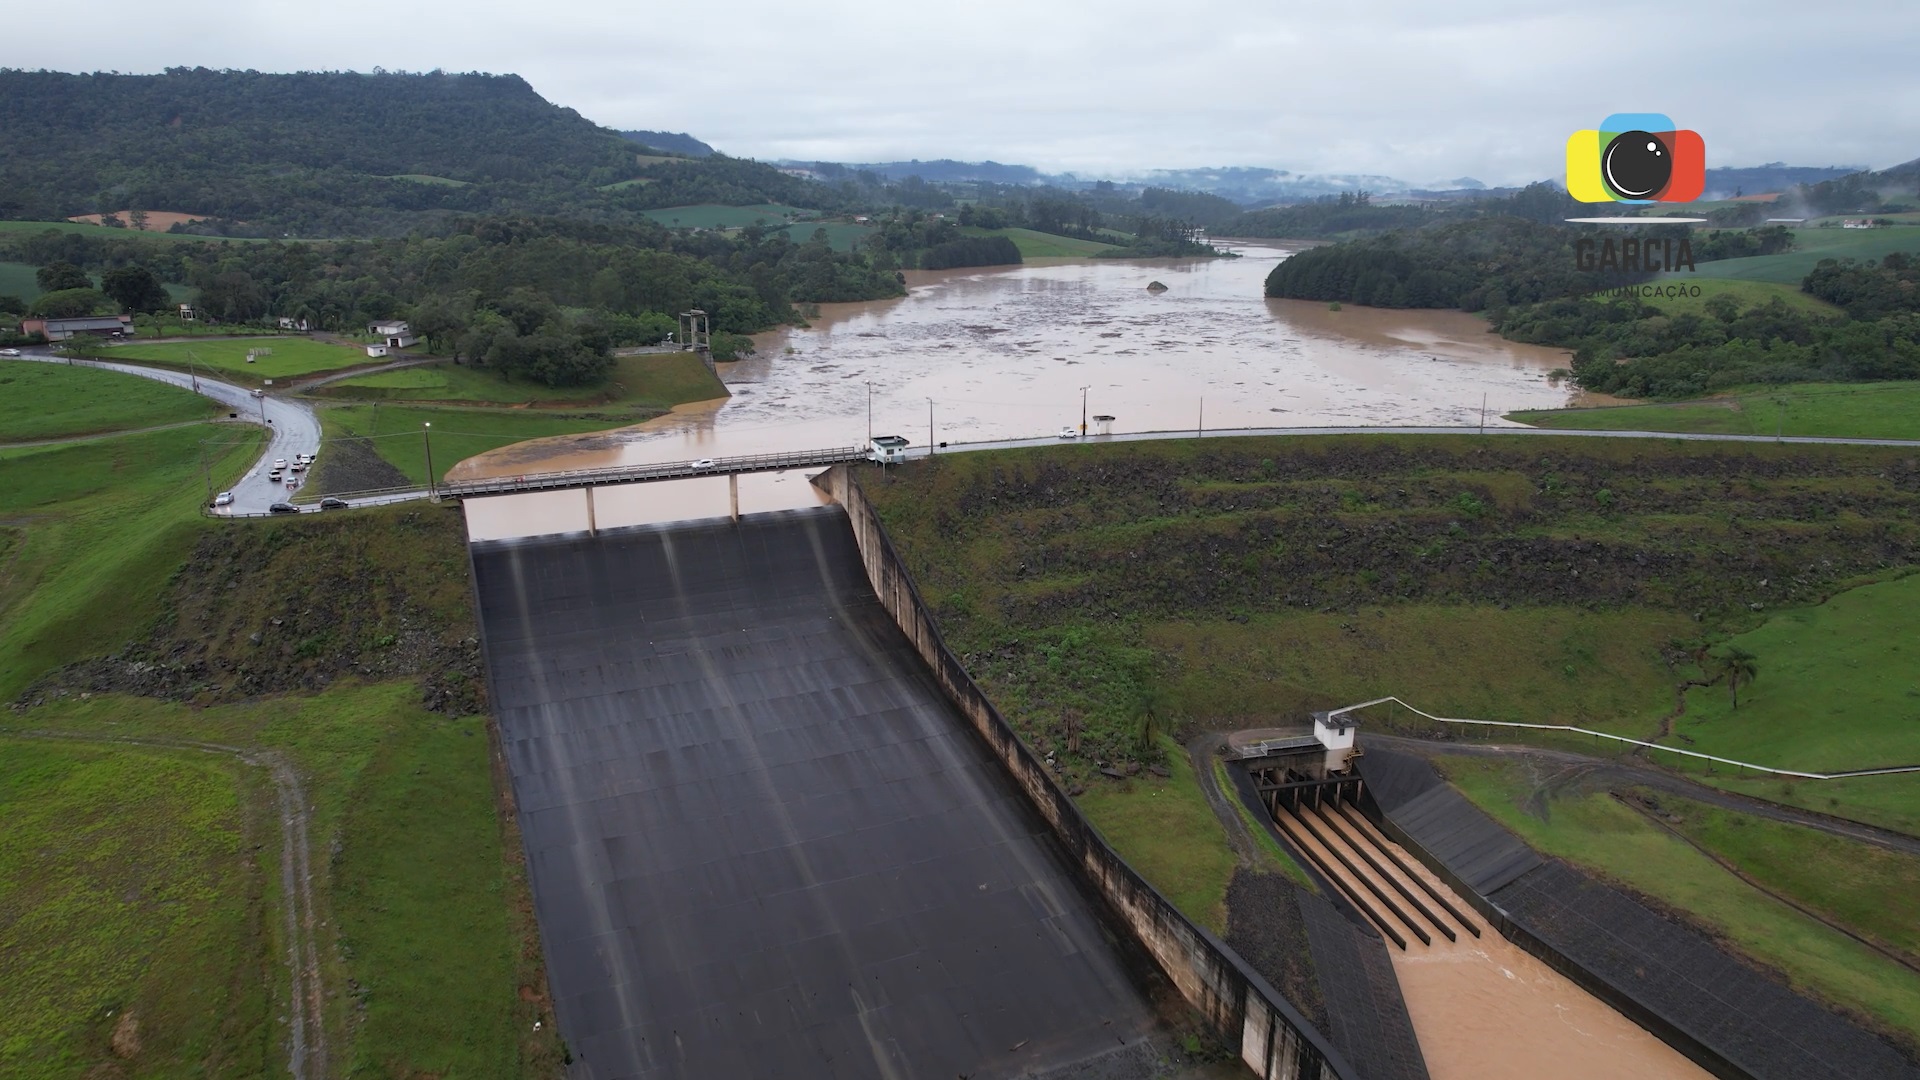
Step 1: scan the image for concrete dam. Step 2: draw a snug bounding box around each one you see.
[468,507,1169,1079]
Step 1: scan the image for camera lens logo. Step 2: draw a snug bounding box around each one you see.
[1566,114,1704,203]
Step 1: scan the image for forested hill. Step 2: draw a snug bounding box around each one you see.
[0,68,831,236]
[622,130,715,157]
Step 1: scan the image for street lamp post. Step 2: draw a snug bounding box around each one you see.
[1080,385,1089,437]
[422,422,436,499]
[866,381,873,444]
[927,398,934,458]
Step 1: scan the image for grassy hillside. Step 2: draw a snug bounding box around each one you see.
[1443,756,1920,1050]
[963,226,1120,258]
[0,362,216,441]
[97,338,375,381]
[0,403,562,1076]
[1679,226,1920,283]
[310,353,724,409]
[1510,381,1920,441]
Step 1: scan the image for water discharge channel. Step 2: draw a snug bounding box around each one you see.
[457,243,1590,540]
[1272,796,1711,1080]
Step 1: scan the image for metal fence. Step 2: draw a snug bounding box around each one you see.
[442,445,867,497]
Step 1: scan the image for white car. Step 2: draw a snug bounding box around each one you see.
[0,348,20,357]
[273,458,288,469]
[690,458,717,470]
[212,491,234,507]
[1058,426,1079,439]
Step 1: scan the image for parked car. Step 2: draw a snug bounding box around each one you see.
[319,497,349,510]
[250,388,264,398]
[1057,426,1079,439]
[212,491,234,507]
[290,461,305,473]
[0,348,20,357]
[269,502,299,514]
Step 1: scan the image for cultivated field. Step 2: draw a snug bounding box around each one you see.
[0,260,49,300]
[309,353,724,409]
[65,210,207,231]
[780,221,874,251]
[962,226,1120,258]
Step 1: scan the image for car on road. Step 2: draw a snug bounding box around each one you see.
[250,388,264,398]
[690,458,717,470]
[1058,426,1079,439]
[212,491,234,507]
[0,348,20,357]
[273,458,287,469]
[269,502,299,514]
[290,461,305,473]
[319,497,349,511]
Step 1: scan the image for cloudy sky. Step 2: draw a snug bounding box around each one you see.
[14,0,1920,184]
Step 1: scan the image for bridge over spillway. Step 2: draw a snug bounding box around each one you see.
[468,507,1170,1079]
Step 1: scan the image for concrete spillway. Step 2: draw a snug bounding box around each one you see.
[469,507,1161,1079]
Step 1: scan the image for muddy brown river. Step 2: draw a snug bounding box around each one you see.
[460,242,1581,539]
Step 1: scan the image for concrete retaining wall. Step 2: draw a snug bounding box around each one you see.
[817,464,1352,1080]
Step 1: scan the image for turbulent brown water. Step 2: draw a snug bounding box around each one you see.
[460,243,1581,539]
[1282,803,1712,1080]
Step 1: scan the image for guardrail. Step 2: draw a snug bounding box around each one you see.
[442,445,867,497]
[1331,696,1920,780]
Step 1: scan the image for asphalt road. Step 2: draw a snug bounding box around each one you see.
[10,348,321,514]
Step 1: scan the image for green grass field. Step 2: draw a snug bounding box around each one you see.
[642,203,816,229]
[320,404,642,486]
[311,353,725,409]
[1667,572,1920,772]
[1443,756,1920,1046]
[0,260,50,300]
[7,685,559,1078]
[1676,226,1920,284]
[1076,736,1238,932]
[1510,381,1920,441]
[962,226,1121,258]
[0,424,262,700]
[0,362,217,442]
[780,222,874,252]
[0,739,266,1077]
[100,338,375,381]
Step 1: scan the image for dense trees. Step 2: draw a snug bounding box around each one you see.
[101,264,170,312]
[920,235,1020,270]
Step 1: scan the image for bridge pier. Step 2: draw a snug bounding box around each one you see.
[729,473,739,523]
[584,485,597,537]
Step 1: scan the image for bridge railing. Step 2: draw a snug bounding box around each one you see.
[443,445,866,497]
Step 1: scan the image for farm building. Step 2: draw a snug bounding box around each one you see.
[18,314,133,341]
[1841,219,1880,229]
[278,316,311,331]
[368,319,418,348]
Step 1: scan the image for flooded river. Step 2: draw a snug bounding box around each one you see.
[460,242,1581,538]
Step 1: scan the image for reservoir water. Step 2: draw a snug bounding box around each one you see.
[459,242,1581,539]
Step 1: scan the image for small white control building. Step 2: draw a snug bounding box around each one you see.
[1313,709,1360,774]
[867,435,910,465]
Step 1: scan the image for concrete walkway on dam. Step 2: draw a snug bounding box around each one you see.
[468,507,1167,1080]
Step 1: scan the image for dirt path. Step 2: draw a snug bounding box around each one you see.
[2,730,328,1079]
[1185,732,1261,867]
[1370,733,1920,857]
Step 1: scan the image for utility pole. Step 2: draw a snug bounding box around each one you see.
[422,421,436,498]
[927,398,935,458]
[1479,393,1488,435]
[866,381,873,444]
[1198,396,1204,438]
[1080,385,1089,437]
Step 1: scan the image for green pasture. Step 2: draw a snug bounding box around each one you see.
[1510,380,1920,441]
[1444,756,1920,1045]
[0,361,216,442]
[1677,226,1920,283]
[962,226,1121,258]
[310,353,725,410]
[100,338,374,381]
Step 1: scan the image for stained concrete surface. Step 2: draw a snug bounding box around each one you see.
[469,508,1164,1079]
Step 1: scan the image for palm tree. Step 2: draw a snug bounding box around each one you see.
[1716,647,1760,709]
[1133,681,1169,755]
